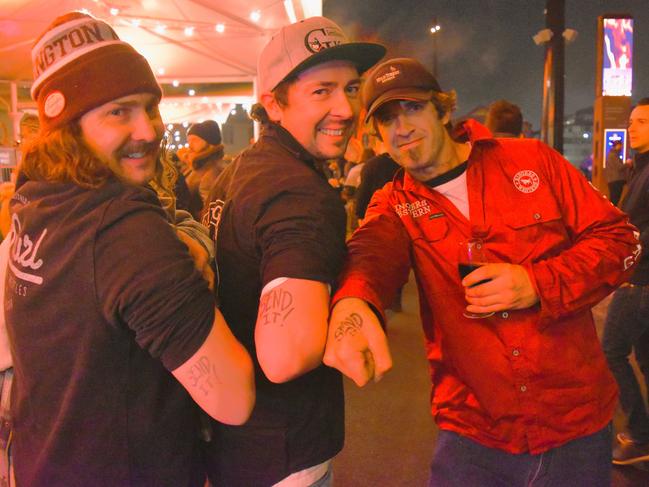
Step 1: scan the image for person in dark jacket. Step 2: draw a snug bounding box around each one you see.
[179,119,227,218]
[354,153,400,221]
[603,97,649,465]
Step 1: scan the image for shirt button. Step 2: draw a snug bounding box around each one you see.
[501,312,509,319]
[533,213,541,220]
[512,349,520,357]
[520,385,527,392]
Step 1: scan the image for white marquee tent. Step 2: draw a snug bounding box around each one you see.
[0,0,322,140]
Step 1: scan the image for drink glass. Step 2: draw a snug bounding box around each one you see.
[458,238,494,319]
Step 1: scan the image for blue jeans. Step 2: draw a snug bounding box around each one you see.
[428,426,612,487]
[602,285,649,442]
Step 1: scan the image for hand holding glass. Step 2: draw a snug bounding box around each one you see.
[458,239,494,319]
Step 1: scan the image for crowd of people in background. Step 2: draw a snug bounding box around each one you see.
[2,9,649,487]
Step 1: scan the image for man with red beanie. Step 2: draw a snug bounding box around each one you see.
[323,57,640,486]
[6,11,254,486]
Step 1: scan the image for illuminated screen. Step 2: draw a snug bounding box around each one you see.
[603,129,627,167]
[602,17,633,96]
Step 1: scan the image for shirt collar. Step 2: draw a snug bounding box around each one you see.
[262,123,329,177]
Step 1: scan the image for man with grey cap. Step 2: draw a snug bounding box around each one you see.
[323,58,639,486]
[203,15,384,487]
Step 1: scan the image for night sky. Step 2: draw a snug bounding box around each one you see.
[323,0,649,129]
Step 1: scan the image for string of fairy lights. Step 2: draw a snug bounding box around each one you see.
[73,0,275,147]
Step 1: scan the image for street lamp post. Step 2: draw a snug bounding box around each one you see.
[430,17,441,78]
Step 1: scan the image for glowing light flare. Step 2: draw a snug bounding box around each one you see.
[301,0,322,17]
[283,0,297,24]
[430,25,441,34]
[184,26,195,37]
[250,10,261,23]
[215,23,225,33]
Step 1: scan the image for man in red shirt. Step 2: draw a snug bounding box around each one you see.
[323,57,640,486]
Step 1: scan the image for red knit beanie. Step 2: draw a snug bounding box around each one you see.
[31,11,162,133]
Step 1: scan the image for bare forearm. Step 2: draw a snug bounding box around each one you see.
[173,310,255,424]
[255,279,329,383]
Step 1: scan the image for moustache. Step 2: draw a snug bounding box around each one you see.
[115,140,160,159]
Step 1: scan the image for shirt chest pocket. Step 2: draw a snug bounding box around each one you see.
[410,215,449,243]
[501,203,566,263]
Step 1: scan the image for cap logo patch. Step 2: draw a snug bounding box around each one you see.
[375,66,401,84]
[304,27,345,53]
[43,91,65,118]
[513,170,540,194]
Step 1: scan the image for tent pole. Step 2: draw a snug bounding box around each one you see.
[10,82,20,146]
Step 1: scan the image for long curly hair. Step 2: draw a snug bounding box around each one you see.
[20,123,175,195]
[21,123,114,188]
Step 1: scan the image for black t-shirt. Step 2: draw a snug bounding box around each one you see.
[6,179,214,486]
[423,160,468,187]
[203,123,346,486]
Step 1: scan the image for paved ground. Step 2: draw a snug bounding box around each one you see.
[333,277,649,486]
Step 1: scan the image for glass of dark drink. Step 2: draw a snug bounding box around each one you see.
[458,238,494,319]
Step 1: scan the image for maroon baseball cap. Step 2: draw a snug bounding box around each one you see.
[362,58,442,123]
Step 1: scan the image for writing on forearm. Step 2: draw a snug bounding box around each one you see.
[187,356,221,396]
[334,312,363,341]
[259,288,295,326]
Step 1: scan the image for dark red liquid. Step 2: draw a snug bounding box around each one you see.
[458,263,491,286]
[458,263,481,279]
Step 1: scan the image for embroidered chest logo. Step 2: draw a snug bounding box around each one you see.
[394,199,432,218]
[513,170,540,194]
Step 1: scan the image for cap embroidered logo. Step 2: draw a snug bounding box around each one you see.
[513,170,540,194]
[43,91,65,118]
[375,66,401,85]
[304,27,345,53]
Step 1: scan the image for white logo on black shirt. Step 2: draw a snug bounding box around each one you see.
[204,199,225,242]
[8,214,45,285]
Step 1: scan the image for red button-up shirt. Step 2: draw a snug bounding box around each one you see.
[334,120,640,454]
